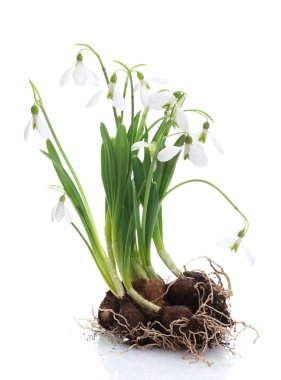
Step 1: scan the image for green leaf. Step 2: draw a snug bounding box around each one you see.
[128,111,141,144]
[132,156,145,203]
[145,181,159,251]
[100,123,117,212]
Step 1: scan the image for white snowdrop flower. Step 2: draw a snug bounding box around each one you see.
[183,137,208,167]
[24,105,49,141]
[158,135,207,167]
[51,195,71,224]
[131,141,150,151]
[217,234,255,265]
[198,121,224,154]
[87,73,126,111]
[60,53,99,87]
[148,92,170,110]
[165,94,189,132]
[137,71,151,107]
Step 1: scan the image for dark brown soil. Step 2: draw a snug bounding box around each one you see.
[97,270,233,353]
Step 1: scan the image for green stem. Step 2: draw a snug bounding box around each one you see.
[127,288,160,313]
[131,258,148,279]
[163,179,249,233]
[153,224,182,277]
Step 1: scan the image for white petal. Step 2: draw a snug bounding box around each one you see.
[210,133,224,154]
[73,61,87,86]
[55,201,65,222]
[150,77,168,85]
[241,242,255,265]
[36,115,49,140]
[140,84,150,107]
[24,118,32,142]
[87,88,107,108]
[167,94,177,107]
[131,141,150,151]
[86,68,99,86]
[189,143,208,167]
[134,83,140,93]
[158,146,182,162]
[112,87,126,111]
[148,92,169,110]
[60,66,73,87]
[176,107,189,132]
[64,207,72,224]
[51,205,57,222]
[217,237,237,249]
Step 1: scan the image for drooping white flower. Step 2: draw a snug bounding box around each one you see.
[137,71,151,107]
[60,53,99,87]
[198,121,224,154]
[51,195,71,223]
[217,234,255,265]
[165,94,189,132]
[157,135,207,167]
[24,105,49,141]
[131,141,150,151]
[87,73,126,111]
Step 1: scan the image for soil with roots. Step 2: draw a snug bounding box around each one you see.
[86,258,257,357]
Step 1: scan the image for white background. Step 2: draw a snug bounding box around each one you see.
[0,0,280,379]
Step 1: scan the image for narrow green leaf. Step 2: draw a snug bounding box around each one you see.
[145,181,159,252]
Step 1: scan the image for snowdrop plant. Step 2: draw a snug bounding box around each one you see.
[25,43,252,313]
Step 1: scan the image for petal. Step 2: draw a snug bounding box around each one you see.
[150,77,168,85]
[158,146,182,162]
[148,92,169,110]
[217,237,237,249]
[87,88,107,108]
[176,107,189,132]
[73,61,87,86]
[55,201,65,222]
[60,66,73,87]
[189,143,208,167]
[86,68,99,86]
[112,87,126,111]
[24,118,32,142]
[64,207,72,224]
[210,133,224,154]
[36,115,49,140]
[140,84,150,107]
[241,242,255,265]
[51,205,57,222]
[131,141,150,151]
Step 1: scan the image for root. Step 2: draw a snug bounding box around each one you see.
[80,257,258,358]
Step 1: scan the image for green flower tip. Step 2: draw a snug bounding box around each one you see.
[230,241,240,252]
[59,194,66,202]
[31,104,39,115]
[110,73,117,83]
[76,52,83,62]
[199,131,207,143]
[137,71,144,80]
[203,121,210,130]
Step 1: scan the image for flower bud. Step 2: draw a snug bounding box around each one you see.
[110,73,117,84]
[237,230,245,238]
[185,135,193,145]
[76,52,83,62]
[203,121,210,130]
[31,105,39,115]
[59,194,66,202]
[137,71,144,80]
